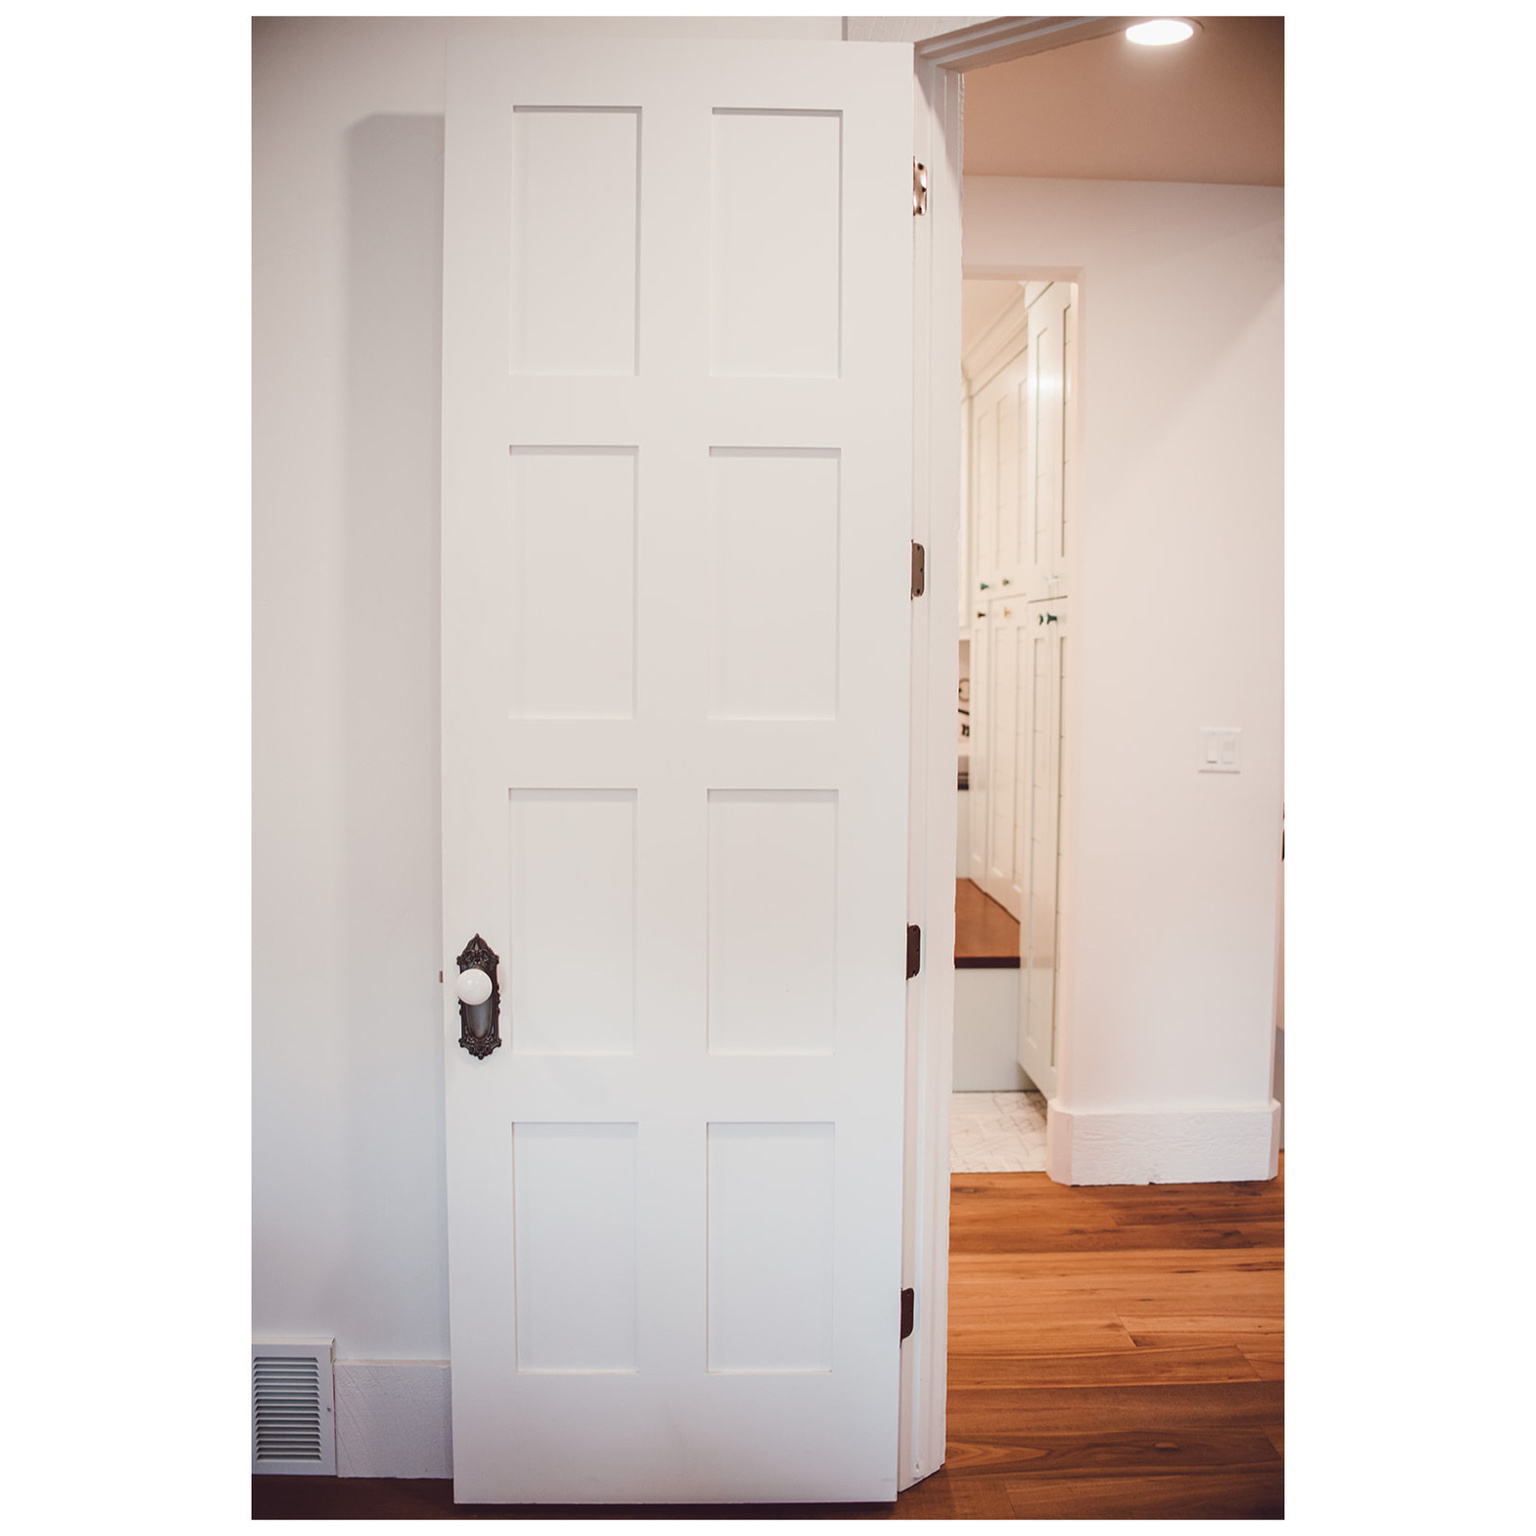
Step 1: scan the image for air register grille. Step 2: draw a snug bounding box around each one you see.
[252,1340,335,1474]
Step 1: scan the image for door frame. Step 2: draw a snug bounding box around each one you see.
[898,51,962,1489]
[901,40,1086,1487]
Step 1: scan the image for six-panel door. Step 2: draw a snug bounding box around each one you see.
[440,39,914,1504]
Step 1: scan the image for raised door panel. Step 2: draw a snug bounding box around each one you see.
[510,108,640,376]
[711,110,842,378]
[706,449,839,720]
[707,1122,836,1371]
[707,790,838,1056]
[513,1123,639,1371]
[507,789,635,1055]
[508,448,637,719]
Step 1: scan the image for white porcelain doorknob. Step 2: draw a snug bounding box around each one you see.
[456,967,493,1006]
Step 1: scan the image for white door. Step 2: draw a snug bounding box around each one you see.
[440,37,914,1505]
[1018,599,1068,1098]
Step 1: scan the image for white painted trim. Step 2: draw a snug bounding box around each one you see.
[898,52,962,1493]
[1046,1101,1283,1186]
[1272,1026,1284,1153]
[915,17,1132,69]
[958,390,972,640]
[961,284,1031,393]
[964,279,1075,396]
[848,17,1132,70]
[334,1360,453,1479]
[845,16,998,47]
[1273,847,1285,1151]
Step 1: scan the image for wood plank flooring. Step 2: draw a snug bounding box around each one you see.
[921,1162,1284,1520]
[954,878,1020,966]
[253,1160,1283,1520]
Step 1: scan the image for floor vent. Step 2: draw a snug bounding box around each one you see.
[252,1338,336,1475]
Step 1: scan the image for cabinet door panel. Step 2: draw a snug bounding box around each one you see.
[983,598,1023,918]
[967,605,990,887]
[1026,284,1071,595]
[1018,598,1067,1097]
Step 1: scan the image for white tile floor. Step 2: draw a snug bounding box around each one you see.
[950,1091,1049,1172]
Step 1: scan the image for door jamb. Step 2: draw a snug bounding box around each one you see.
[890,36,1083,1487]
[898,52,963,1490]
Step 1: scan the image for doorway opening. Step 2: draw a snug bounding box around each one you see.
[950,275,1078,1176]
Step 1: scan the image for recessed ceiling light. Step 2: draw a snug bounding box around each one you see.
[1126,19,1197,46]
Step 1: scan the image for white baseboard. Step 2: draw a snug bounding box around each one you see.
[1273,1024,1284,1152]
[334,1360,452,1478]
[1046,1100,1281,1185]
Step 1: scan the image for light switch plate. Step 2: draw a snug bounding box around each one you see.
[1199,727,1241,772]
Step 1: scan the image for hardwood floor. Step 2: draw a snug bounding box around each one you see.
[925,1161,1284,1519]
[954,877,1020,966]
[253,1160,1283,1520]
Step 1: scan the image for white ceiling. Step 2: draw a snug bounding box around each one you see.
[961,17,1284,187]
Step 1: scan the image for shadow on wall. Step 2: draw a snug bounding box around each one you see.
[339,113,449,1353]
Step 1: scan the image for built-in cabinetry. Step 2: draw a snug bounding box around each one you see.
[1017,597,1067,1097]
[962,282,1075,1097]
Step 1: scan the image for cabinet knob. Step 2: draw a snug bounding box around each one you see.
[979,581,991,590]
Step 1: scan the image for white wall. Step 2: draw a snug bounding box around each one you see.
[256,29,1281,1455]
[252,13,841,1400]
[963,177,1283,1183]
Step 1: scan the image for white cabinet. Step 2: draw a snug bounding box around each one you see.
[980,596,1025,917]
[965,596,1022,907]
[1024,283,1072,598]
[1017,598,1067,1099]
[961,281,1076,1097]
[966,602,990,888]
[970,353,1029,600]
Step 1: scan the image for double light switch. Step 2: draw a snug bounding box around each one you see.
[1199,727,1242,773]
